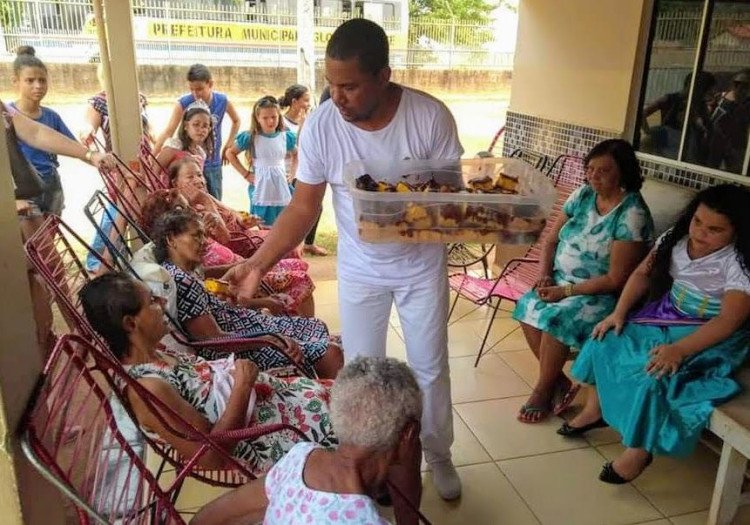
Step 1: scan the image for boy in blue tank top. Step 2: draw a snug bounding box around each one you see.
[154,64,240,200]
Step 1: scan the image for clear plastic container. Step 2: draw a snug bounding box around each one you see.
[344,157,557,244]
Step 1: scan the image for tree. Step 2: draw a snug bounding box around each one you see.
[409,0,497,23]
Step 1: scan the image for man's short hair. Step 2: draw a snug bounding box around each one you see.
[326,18,389,75]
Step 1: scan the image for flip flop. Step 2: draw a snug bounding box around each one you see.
[517,404,550,424]
[552,383,581,416]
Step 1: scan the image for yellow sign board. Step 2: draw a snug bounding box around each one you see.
[83,16,406,48]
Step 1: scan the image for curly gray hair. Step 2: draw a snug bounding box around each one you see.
[330,357,422,450]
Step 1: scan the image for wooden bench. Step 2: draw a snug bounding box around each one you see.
[708,367,750,524]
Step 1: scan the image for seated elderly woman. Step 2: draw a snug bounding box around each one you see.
[512,139,655,423]
[563,184,750,483]
[151,208,343,378]
[169,157,261,236]
[191,356,423,525]
[140,188,315,317]
[80,272,336,475]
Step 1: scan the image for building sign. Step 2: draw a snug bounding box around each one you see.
[83,16,405,47]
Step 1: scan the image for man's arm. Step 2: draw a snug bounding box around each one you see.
[153,102,183,155]
[223,181,325,292]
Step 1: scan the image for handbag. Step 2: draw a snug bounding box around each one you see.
[5,120,45,200]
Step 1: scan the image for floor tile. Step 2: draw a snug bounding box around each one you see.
[174,478,231,514]
[636,521,671,525]
[385,328,408,360]
[312,279,338,305]
[499,448,663,525]
[421,409,493,471]
[315,302,341,332]
[598,443,719,517]
[497,349,538,386]
[455,397,588,460]
[449,354,531,404]
[421,463,540,525]
[669,507,750,524]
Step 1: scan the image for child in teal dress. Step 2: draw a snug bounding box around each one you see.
[563,184,750,484]
[226,96,297,227]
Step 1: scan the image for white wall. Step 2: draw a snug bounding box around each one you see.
[510,0,649,133]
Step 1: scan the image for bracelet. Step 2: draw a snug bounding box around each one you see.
[564,284,574,297]
[84,150,94,163]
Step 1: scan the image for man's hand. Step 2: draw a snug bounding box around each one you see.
[223,262,265,303]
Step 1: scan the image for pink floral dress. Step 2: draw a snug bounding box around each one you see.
[125,349,336,475]
[201,239,315,314]
[264,442,390,524]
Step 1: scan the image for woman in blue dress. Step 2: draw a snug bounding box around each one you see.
[563,184,750,484]
[513,140,655,423]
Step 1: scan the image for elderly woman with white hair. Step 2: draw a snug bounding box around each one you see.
[191,357,424,525]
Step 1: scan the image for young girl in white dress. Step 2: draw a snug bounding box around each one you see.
[226,96,297,227]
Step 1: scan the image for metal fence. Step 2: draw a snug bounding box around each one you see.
[0,0,513,69]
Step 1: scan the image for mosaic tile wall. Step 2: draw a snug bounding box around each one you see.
[502,110,731,190]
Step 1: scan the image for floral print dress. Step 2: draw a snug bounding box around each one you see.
[512,184,654,348]
[163,261,329,375]
[125,349,336,475]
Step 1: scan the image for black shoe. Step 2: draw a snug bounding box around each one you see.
[556,418,608,437]
[599,453,653,484]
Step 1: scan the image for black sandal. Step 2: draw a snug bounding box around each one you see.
[599,453,653,484]
[556,418,608,437]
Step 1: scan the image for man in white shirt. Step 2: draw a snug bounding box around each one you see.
[231,18,463,505]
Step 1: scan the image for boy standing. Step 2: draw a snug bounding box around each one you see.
[154,64,240,200]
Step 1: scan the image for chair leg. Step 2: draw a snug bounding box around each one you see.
[448,291,460,323]
[708,443,747,525]
[474,299,502,367]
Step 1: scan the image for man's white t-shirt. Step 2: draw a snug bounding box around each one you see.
[296,86,464,286]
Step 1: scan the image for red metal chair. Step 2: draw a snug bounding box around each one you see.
[476,125,505,158]
[24,215,308,377]
[448,155,586,366]
[20,335,186,524]
[20,334,312,524]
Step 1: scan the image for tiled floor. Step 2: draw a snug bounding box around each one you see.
[172,279,750,525]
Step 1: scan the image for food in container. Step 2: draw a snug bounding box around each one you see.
[345,157,556,244]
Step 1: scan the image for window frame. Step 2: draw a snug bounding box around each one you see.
[632,0,750,181]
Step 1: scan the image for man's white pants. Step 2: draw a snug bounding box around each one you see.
[338,272,453,464]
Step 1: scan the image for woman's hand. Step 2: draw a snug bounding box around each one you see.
[230,359,259,391]
[242,169,255,185]
[537,285,566,303]
[202,211,224,237]
[592,312,626,340]
[646,344,685,378]
[534,275,554,289]
[259,296,285,315]
[90,152,117,170]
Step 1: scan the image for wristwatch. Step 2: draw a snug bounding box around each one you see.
[84,150,95,163]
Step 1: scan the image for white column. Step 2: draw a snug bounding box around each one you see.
[296,0,316,93]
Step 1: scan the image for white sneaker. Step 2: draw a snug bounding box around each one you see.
[429,460,462,500]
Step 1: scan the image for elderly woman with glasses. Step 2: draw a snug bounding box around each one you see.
[512,139,655,424]
[151,208,343,378]
[191,356,424,525]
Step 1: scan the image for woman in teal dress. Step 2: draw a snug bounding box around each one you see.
[513,140,654,423]
[563,184,750,484]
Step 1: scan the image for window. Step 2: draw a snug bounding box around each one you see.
[636,0,750,176]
